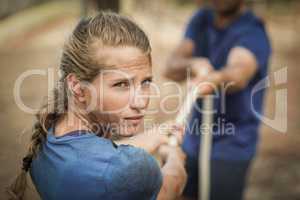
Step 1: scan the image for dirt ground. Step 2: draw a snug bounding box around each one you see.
[0,1,299,199]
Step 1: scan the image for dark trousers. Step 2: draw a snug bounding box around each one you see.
[183,157,252,200]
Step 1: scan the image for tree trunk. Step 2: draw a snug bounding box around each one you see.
[95,0,120,13]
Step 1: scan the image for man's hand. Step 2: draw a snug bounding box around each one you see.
[189,58,221,95]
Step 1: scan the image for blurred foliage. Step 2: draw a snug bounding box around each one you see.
[168,0,297,6]
[129,0,299,16]
[0,0,53,19]
[0,0,298,20]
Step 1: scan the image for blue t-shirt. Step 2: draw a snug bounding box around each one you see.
[30,128,162,200]
[182,8,271,161]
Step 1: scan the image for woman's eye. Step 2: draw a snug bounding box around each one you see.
[141,78,152,87]
[113,81,130,88]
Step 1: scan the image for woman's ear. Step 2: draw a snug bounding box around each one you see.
[66,73,86,103]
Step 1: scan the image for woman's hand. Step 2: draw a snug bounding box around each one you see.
[115,121,184,155]
[157,146,187,200]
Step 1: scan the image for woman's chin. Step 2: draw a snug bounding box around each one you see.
[119,124,141,137]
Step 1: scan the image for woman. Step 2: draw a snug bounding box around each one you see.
[7,12,186,200]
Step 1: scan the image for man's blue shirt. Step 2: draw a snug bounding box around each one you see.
[30,128,162,200]
[182,7,271,161]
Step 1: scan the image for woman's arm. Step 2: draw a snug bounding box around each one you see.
[116,124,187,199]
[115,122,184,155]
[157,146,187,200]
[114,128,168,154]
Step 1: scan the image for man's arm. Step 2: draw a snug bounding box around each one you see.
[164,39,195,82]
[199,46,258,93]
[219,46,258,91]
[164,39,259,93]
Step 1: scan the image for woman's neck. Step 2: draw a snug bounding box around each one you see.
[54,111,90,137]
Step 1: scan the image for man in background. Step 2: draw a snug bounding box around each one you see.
[164,0,271,199]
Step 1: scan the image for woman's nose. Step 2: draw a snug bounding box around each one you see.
[130,88,148,110]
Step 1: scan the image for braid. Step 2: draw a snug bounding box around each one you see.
[6,120,47,200]
[7,81,65,199]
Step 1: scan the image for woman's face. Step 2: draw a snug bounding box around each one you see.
[86,46,152,137]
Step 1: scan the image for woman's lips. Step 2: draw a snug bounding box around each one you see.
[123,115,144,125]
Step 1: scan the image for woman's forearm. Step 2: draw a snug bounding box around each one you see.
[157,169,185,200]
[157,174,181,200]
[157,155,187,200]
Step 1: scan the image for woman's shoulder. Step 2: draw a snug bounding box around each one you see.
[35,135,162,199]
[70,135,160,172]
[103,145,163,199]
[111,144,160,170]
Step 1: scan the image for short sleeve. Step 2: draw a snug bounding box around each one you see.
[104,145,162,200]
[234,25,271,76]
[184,8,208,43]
